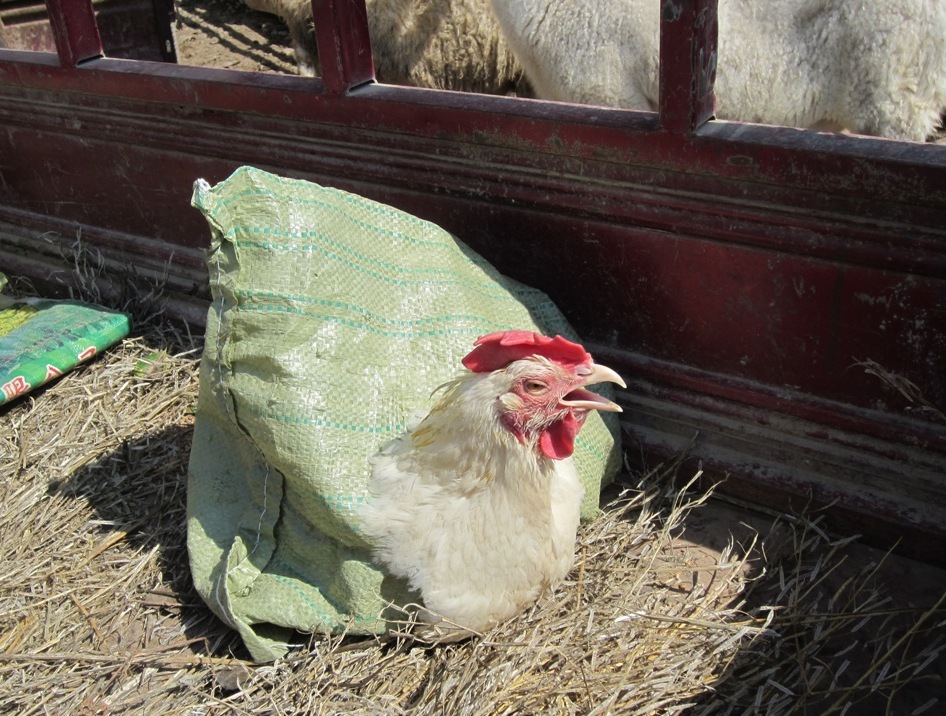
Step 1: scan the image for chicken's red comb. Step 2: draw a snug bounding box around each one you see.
[461,330,592,373]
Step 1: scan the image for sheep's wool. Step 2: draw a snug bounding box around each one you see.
[187,167,622,662]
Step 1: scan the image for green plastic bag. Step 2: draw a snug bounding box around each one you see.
[0,275,130,405]
[187,167,622,662]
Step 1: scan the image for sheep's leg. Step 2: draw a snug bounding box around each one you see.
[285,10,317,77]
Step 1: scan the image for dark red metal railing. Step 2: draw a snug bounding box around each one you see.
[659,0,717,132]
[311,0,375,93]
[41,0,721,130]
[45,0,102,66]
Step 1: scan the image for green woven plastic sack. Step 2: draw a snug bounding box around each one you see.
[0,275,130,405]
[188,167,622,662]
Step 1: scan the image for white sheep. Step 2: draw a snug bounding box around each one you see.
[490,0,946,141]
[242,0,525,95]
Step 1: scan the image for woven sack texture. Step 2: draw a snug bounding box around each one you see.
[187,166,622,662]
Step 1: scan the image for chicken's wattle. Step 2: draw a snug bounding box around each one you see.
[539,411,583,460]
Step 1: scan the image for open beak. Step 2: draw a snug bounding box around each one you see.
[559,362,626,413]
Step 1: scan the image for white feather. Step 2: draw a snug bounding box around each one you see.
[360,369,585,636]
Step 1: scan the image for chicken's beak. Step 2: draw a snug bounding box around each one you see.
[559,363,626,413]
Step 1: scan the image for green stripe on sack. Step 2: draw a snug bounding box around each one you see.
[233,239,522,300]
[234,290,515,330]
[219,186,455,249]
[239,304,504,340]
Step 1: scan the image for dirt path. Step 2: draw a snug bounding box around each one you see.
[173,0,298,74]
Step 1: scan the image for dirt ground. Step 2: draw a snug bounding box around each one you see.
[173,0,300,75]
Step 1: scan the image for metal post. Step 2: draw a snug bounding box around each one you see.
[659,0,717,133]
[150,0,178,63]
[44,0,103,67]
[312,0,375,93]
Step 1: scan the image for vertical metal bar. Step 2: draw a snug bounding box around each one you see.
[44,0,104,67]
[659,0,717,133]
[312,0,375,93]
[150,0,178,63]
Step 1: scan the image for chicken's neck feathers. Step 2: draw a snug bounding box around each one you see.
[406,371,553,491]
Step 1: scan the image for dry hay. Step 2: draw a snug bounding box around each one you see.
[0,272,944,715]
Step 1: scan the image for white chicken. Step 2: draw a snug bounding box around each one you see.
[362,330,625,639]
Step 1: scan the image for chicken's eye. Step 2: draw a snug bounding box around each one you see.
[524,380,548,395]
